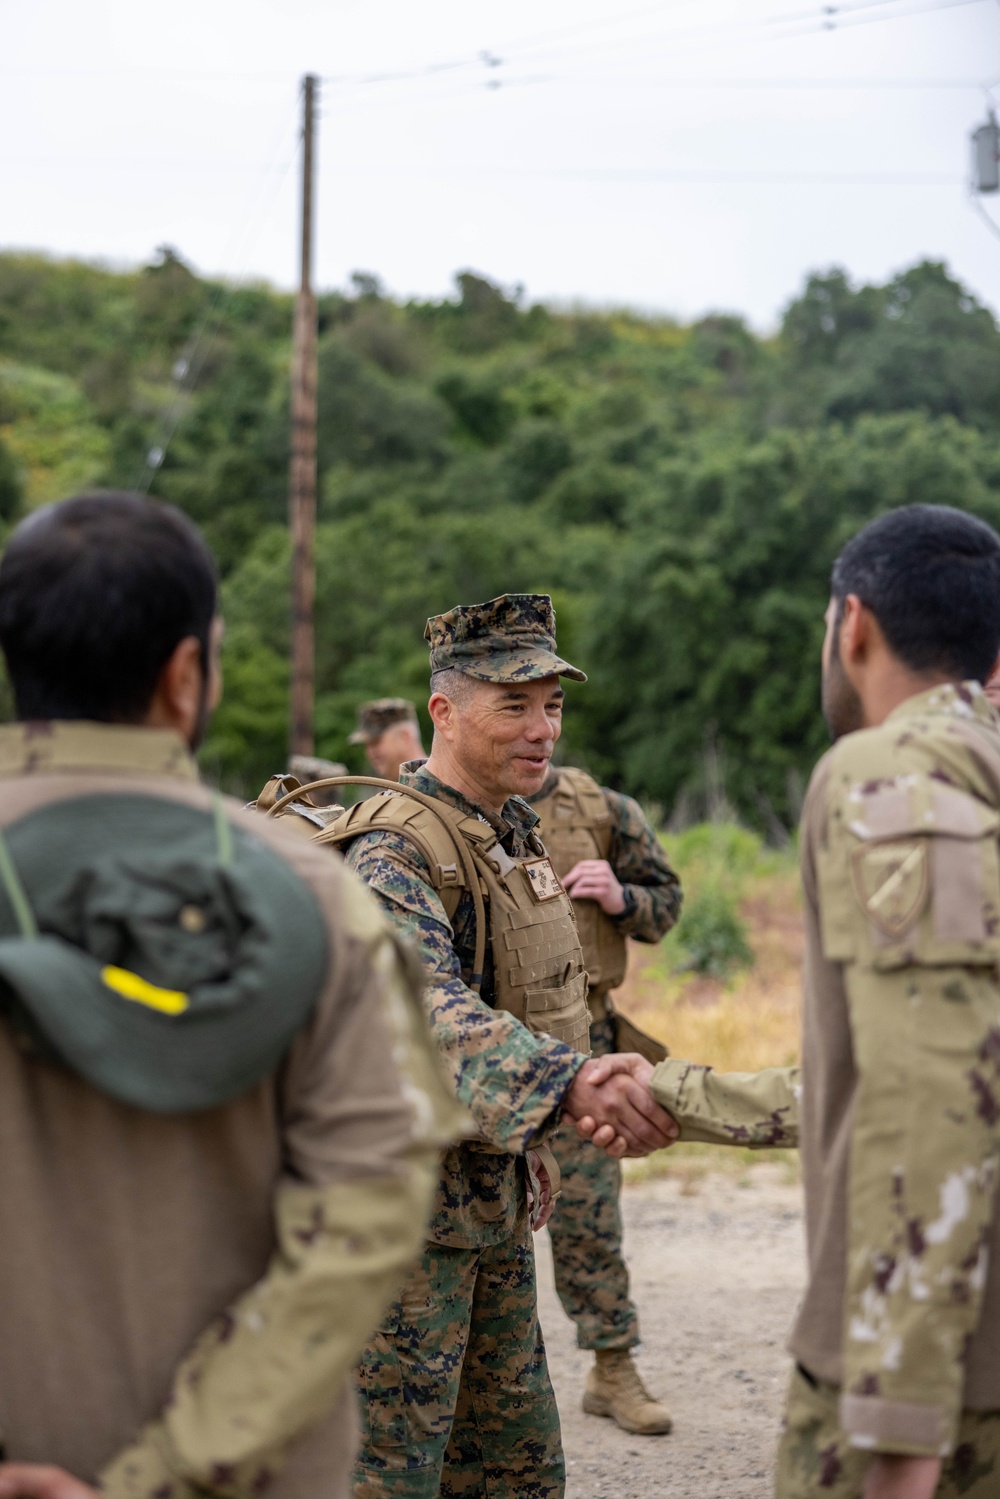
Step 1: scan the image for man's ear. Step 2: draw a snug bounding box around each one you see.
[837,594,870,668]
[427,691,456,739]
[144,636,204,740]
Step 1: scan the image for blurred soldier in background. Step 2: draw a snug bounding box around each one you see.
[350,698,425,784]
[321,594,679,1499]
[581,505,1000,1499]
[289,753,348,807]
[0,493,457,1499]
[527,766,682,1435]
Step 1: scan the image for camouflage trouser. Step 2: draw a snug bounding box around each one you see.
[776,1364,1000,1498]
[352,1220,564,1499]
[547,1013,640,1352]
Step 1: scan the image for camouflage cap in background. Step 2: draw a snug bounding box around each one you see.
[289,753,348,781]
[349,698,420,746]
[425,593,587,684]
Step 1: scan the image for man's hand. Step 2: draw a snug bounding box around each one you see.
[561,859,626,916]
[0,1466,99,1499]
[527,1148,555,1232]
[862,1454,942,1499]
[562,1053,678,1158]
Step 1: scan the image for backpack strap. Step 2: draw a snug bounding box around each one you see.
[267,776,491,994]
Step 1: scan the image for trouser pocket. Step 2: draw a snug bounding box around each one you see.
[358,1325,406,1449]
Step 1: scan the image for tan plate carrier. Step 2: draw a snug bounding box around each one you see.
[531,766,628,998]
[266,775,591,1056]
[531,767,668,1066]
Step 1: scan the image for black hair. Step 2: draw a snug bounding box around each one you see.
[0,491,219,721]
[831,504,1000,682]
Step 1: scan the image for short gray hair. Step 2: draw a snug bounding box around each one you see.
[430,668,479,709]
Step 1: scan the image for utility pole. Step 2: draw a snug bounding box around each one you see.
[288,73,319,757]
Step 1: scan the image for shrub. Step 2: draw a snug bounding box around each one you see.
[674,882,754,978]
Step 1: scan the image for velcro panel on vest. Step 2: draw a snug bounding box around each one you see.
[500,894,582,986]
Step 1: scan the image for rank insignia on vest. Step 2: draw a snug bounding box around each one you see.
[523,857,563,903]
[850,838,929,940]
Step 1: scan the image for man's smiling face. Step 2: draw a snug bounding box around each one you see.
[446,675,564,803]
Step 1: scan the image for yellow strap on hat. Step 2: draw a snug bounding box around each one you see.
[100,965,189,1015]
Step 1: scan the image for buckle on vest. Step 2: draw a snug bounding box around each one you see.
[438,861,460,887]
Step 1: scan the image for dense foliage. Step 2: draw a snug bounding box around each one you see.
[3,250,1000,821]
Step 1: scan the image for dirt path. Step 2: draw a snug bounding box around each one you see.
[534,1167,806,1498]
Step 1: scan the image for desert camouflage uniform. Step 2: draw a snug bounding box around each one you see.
[0,721,460,1499]
[649,684,1000,1496]
[346,762,586,1499]
[529,772,682,1351]
[776,1365,1000,1499]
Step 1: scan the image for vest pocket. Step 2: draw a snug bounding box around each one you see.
[524,969,591,1054]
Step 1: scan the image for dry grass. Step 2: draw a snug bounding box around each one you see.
[614,829,803,1185]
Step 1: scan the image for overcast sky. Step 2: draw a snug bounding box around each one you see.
[4,0,1000,328]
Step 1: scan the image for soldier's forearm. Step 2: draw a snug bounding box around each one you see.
[614,883,681,943]
[649,1059,800,1147]
[99,1168,436,1499]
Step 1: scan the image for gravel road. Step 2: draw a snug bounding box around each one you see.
[534,1167,806,1499]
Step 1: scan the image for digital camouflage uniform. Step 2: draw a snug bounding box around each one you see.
[341,595,592,1499]
[528,769,682,1355]
[649,684,1000,1498]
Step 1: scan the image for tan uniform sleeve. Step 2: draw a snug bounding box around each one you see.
[649,1059,800,1147]
[100,866,462,1499]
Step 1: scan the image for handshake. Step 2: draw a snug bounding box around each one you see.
[525,1053,677,1232]
[561,1051,678,1159]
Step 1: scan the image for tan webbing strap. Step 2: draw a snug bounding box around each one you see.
[267,775,490,995]
[534,1142,561,1200]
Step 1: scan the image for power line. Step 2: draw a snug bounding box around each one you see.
[318,0,995,94]
[969,184,1000,240]
[771,0,990,40]
[318,162,962,185]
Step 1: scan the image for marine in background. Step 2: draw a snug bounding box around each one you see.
[350,698,425,783]
[527,765,682,1435]
[581,504,1000,1499]
[0,493,457,1499]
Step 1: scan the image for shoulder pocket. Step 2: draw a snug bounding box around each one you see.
[818,774,1000,972]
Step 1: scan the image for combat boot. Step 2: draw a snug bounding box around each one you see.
[582,1350,673,1435]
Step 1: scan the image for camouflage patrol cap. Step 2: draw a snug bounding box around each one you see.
[425,593,586,683]
[348,698,420,746]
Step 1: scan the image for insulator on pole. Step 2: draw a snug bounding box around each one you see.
[972,110,1000,194]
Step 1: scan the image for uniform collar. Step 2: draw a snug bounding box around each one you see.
[399,759,540,849]
[0,722,199,781]
[883,681,998,732]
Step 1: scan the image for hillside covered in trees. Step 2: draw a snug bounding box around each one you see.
[2,248,1000,827]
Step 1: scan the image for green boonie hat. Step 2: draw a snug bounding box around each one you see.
[425,593,586,684]
[349,698,420,745]
[0,793,328,1114]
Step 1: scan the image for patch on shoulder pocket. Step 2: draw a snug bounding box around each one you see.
[850,839,929,940]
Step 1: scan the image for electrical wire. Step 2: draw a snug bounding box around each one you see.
[318,0,995,93]
[969,184,1000,240]
[771,0,990,41]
